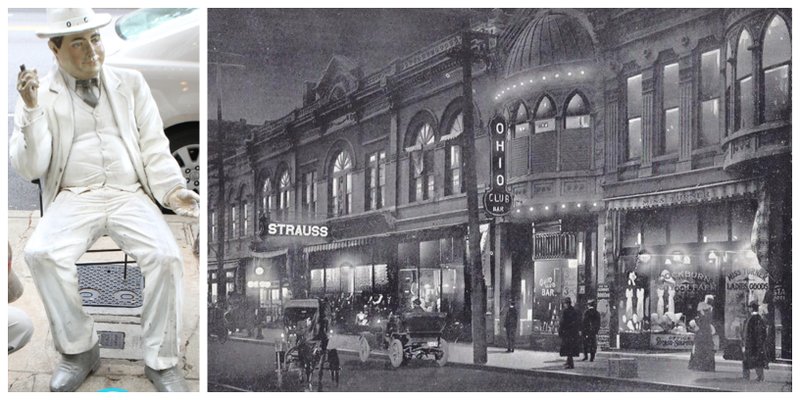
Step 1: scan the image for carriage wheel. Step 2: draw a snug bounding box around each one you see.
[436,338,449,367]
[358,335,371,362]
[388,339,405,368]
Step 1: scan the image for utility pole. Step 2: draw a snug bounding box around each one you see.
[209,39,244,306]
[454,22,495,365]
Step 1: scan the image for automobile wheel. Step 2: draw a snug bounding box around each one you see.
[436,338,449,367]
[388,339,404,368]
[358,334,371,362]
[168,125,200,194]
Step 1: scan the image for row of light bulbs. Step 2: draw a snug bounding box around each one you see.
[513,201,599,214]
[495,70,587,100]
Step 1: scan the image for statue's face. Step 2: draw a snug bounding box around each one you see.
[50,29,105,79]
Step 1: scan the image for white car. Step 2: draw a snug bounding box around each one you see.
[104,8,200,194]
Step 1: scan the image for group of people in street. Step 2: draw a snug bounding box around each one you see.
[503,295,770,379]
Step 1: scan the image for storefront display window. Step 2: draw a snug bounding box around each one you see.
[354,265,372,292]
[374,264,389,290]
[617,254,649,333]
[532,259,578,334]
[398,268,418,310]
[723,250,769,341]
[310,269,324,293]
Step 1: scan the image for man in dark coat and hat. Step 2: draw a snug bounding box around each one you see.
[742,299,769,381]
[582,299,600,361]
[558,297,581,369]
[504,299,519,352]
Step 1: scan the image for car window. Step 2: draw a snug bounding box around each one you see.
[115,8,197,40]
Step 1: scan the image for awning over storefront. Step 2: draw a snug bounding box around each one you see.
[303,237,376,254]
[606,179,760,210]
[302,223,466,254]
[251,248,288,259]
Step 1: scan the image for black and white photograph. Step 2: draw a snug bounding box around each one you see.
[205,8,792,392]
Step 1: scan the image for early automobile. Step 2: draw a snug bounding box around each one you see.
[275,299,340,391]
[358,310,449,368]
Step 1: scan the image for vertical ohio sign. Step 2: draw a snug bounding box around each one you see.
[483,115,513,216]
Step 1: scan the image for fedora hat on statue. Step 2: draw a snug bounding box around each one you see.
[36,8,112,39]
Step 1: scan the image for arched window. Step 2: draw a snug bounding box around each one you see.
[279,170,291,218]
[445,113,464,196]
[513,103,530,138]
[239,186,248,237]
[261,177,274,217]
[735,29,754,129]
[229,191,237,239]
[410,123,436,202]
[762,15,791,122]
[565,94,591,129]
[533,96,556,133]
[331,151,353,217]
[510,103,530,177]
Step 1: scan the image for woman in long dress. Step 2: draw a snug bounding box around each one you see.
[688,301,716,371]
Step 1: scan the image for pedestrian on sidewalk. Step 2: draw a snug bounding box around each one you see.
[504,299,518,352]
[741,299,768,382]
[688,300,715,371]
[581,300,600,362]
[558,297,581,369]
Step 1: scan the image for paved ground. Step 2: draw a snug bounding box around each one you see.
[209,339,698,392]
[7,210,200,392]
[209,328,792,392]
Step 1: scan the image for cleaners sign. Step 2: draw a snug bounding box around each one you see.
[483,115,513,216]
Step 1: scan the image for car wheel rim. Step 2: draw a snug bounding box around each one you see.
[172,144,200,193]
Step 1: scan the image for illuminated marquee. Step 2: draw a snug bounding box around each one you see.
[267,222,329,237]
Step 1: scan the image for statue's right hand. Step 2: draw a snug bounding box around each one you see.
[17,68,39,108]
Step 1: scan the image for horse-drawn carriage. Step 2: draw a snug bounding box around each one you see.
[275,299,340,391]
[357,311,449,368]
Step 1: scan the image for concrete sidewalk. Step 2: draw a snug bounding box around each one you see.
[7,210,200,392]
[242,328,791,392]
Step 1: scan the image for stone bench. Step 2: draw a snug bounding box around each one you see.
[608,357,638,378]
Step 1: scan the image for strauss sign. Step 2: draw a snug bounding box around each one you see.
[483,115,513,217]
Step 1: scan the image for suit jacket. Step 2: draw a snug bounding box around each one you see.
[10,65,184,212]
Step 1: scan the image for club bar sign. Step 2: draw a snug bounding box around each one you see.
[483,115,513,217]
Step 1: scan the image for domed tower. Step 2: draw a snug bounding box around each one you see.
[489,10,605,348]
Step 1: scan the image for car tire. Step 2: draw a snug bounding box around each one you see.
[168,125,200,194]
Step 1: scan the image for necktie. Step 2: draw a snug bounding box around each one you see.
[76,78,99,108]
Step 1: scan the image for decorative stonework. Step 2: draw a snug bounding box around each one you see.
[562,179,589,194]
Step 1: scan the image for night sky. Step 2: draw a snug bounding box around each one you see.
[208,9,487,124]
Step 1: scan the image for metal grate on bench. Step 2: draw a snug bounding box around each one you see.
[98,330,126,350]
[78,264,143,308]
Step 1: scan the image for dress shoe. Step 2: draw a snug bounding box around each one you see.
[50,343,100,392]
[581,357,588,361]
[145,366,189,392]
[565,365,574,369]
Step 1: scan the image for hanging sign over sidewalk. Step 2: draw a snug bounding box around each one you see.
[484,115,513,217]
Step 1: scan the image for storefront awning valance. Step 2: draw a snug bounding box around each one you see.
[303,237,376,254]
[606,179,760,211]
[251,248,288,259]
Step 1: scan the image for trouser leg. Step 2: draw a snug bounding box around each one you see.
[8,306,34,353]
[756,367,764,381]
[743,365,750,380]
[24,191,105,354]
[106,190,183,370]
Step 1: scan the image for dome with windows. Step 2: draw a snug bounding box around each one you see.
[504,12,595,79]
